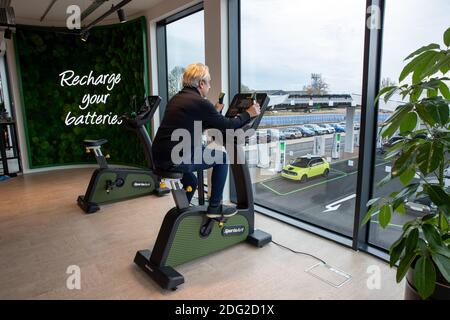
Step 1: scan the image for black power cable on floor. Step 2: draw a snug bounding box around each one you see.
[271,240,327,265]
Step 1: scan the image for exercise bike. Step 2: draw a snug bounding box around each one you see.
[77,96,170,214]
[134,93,272,290]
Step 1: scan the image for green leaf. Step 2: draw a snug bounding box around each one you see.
[422,224,443,248]
[392,146,417,178]
[381,104,414,138]
[375,85,397,103]
[444,27,450,47]
[361,205,378,226]
[414,256,436,299]
[441,63,450,75]
[427,88,438,98]
[397,251,417,282]
[366,197,380,207]
[399,166,416,186]
[377,173,393,187]
[389,237,406,267]
[412,52,441,84]
[392,183,420,203]
[399,112,418,134]
[416,103,437,126]
[384,139,413,160]
[400,51,438,82]
[439,213,449,232]
[383,87,401,104]
[416,141,442,176]
[417,238,429,256]
[431,254,450,283]
[403,220,416,231]
[379,204,392,228]
[405,228,419,254]
[389,191,400,198]
[411,87,424,102]
[395,202,406,215]
[438,80,450,99]
[437,102,450,126]
[423,184,450,213]
[416,100,449,127]
[421,214,436,223]
[404,43,440,60]
[432,245,450,259]
[422,52,450,79]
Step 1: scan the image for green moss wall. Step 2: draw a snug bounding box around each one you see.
[15,17,149,168]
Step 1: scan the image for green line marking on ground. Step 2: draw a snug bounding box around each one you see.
[258,182,285,196]
[258,160,390,196]
[329,168,348,175]
[260,172,348,196]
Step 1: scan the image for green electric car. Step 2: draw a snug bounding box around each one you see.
[281,156,330,182]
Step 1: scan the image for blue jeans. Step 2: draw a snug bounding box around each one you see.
[158,148,229,206]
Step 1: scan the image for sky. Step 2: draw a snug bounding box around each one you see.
[166,11,205,74]
[165,0,449,95]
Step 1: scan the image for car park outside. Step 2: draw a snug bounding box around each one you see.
[318,123,336,134]
[303,124,328,135]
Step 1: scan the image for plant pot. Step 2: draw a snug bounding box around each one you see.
[405,266,450,300]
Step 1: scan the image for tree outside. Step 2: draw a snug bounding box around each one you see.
[303,73,329,95]
[168,66,185,99]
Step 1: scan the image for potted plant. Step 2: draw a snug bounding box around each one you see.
[363,27,450,300]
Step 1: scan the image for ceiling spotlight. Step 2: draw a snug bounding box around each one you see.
[117,8,127,23]
[81,31,89,42]
[4,29,12,40]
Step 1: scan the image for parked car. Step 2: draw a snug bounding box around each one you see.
[329,123,346,133]
[338,121,359,131]
[281,156,330,182]
[318,123,336,134]
[303,124,328,135]
[296,126,315,137]
[282,128,302,139]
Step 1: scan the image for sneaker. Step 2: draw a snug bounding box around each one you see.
[206,204,238,218]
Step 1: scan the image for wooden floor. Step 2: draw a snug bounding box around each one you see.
[0,168,404,299]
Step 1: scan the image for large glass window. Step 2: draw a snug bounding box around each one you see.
[166,11,205,99]
[240,0,366,237]
[369,0,450,249]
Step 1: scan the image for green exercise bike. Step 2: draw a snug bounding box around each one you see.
[77,96,169,214]
[134,93,272,290]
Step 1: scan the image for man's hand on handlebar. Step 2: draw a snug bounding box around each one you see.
[215,103,225,113]
[246,103,261,118]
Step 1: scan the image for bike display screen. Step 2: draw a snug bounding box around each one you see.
[225,93,270,130]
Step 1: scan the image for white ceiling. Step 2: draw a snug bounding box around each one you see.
[11,0,164,26]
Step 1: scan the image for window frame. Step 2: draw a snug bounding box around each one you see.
[155,2,204,118]
[230,0,390,261]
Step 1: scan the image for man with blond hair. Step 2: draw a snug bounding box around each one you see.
[153,63,260,218]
